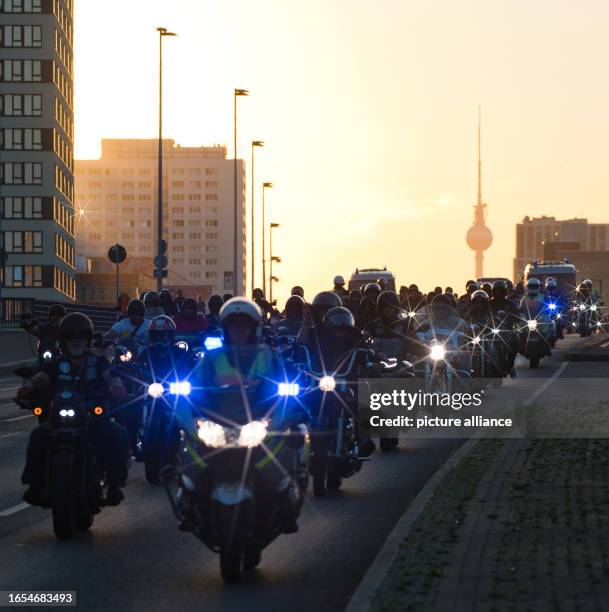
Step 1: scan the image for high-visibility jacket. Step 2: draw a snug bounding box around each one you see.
[207,346,275,388]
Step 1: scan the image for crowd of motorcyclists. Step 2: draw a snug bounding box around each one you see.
[12,274,605,580]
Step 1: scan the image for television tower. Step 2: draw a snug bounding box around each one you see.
[465,107,493,278]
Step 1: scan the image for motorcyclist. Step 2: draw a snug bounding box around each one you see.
[291,286,305,299]
[582,278,602,305]
[192,298,303,533]
[206,294,224,331]
[355,297,377,333]
[273,295,305,337]
[160,289,178,317]
[489,280,519,376]
[105,299,149,352]
[345,289,362,317]
[222,293,233,303]
[362,283,382,303]
[174,289,186,312]
[19,313,130,506]
[457,281,478,317]
[406,284,424,312]
[22,303,66,343]
[173,297,209,335]
[467,290,492,326]
[299,291,342,347]
[252,287,274,320]
[368,291,415,359]
[543,277,566,339]
[332,275,349,302]
[144,291,164,320]
[481,282,492,297]
[519,278,552,352]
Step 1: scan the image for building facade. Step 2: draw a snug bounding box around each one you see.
[0,0,75,301]
[513,216,609,280]
[75,139,246,299]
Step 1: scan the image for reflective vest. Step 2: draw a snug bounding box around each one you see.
[208,348,274,387]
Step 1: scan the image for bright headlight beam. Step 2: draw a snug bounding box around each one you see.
[203,336,223,351]
[238,421,268,448]
[148,383,164,398]
[278,382,300,397]
[176,340,189,351]
[197,420,226,448]
[430,344,446,361]
[169,381,191,396]
[318,375,336,392]
[527,320,538,330]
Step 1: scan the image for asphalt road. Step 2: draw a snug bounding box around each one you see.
[0,334,606,612]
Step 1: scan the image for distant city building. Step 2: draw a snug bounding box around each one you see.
[75,139,246,299]
[0,0,76,301]
[513,216,609,280]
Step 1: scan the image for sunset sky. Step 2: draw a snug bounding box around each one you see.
[74,0,609,302]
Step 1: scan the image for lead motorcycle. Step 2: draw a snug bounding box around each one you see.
[16,391,111,540]
[162,381,309,583]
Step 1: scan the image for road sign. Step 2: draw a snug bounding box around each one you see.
[154,255,168,269]
[153,269,168,279]
[159,239,168,255]
[108,244,127,264]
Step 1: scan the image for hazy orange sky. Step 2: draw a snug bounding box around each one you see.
[74,0,609,302]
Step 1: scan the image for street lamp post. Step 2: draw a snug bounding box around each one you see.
[156,26,177,292]
[233,88,249,296]
[261,182,273,297]
[250,140,264,296]
[269,222,280,303]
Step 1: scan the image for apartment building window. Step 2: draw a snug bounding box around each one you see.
[122,181,134,188]
[0,0,43,13]
[2,265,42,288]
[89,180,101,188]
[188,206,201,213]
[205,181,218,188]
[1,25,42,47]
[189,258,201,266]
[138,233,151,241]
[205,168,217,176]
[172,232,184,240]
[190,271,202,279]
[205,271,217,279]
[123,207,134,214]
[171,168,184,175]
[190,181,202,189]
[0,59,42,81]
[188,232,201,240]
[189,168,201,175]
[138,194,151,201]
[138,181,150,188]
[173,194,184,201]
[205,258,218,265]
[172,245,185,253]
[121,168,134,176]
[205,219,218,227]
[174,258,185,266]
[172,181,184,188]
[1,128,43,150]
[206,206,218,213]
[190,219,201,226]
[88,169,102,176]
[3,230,43,253]
[122,194,134,201]
[2,162,42,184]
[138,168,151,175]
[2,196,42,218]
[0,93,42,116]
[188,194,201,201]
[107,194,118,201]
[175,219,184,227]
[205,194,218,201]
[205,245,217,253]
[205,232,217,240]
[122,233,134,241]
[171,207,184,214]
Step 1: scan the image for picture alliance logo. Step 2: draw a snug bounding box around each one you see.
[369,390,484,412]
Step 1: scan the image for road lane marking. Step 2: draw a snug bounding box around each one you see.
[0,430,29,439]
[0,502,30,517]
[522,361,569,406]
[1,414,33,423]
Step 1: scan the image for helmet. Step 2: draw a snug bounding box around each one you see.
[148,315,176,344]
[491,279,508,298]
[181,297,198,312]
[526,278,541,296]
[445,292,457,308]
[219,298,263,342]
[471,289,490,303]
[583,279,593,289]
[431,293,452,307]
[333,275,345,287]
[377,278,389,290]
[377,290,401,315]
[222,293,233,303]
[285,295,305,319]
[363,283,382,299]
[59,312,94,346]
[127,299,145,317]
[311,291,342,327]
[323,306,355,330]
[349,289,362,300]
[160,289,173,303]
[252,288,265,300]
[144,291,159,307]
[506,279,514,292]
[466,282,478,295]
[545,277,557,290]
[481,283,492,295]
[291,285,304,298]
[49,304,67,319]
[208,294,224,315]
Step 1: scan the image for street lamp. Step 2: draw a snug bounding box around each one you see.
[155,26,177,292]
[261,182,273,296]
[233,88,249,296]
[250,140,264,296]
[269,222,280,303]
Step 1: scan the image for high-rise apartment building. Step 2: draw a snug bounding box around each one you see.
[0,0,75,301]
[513,216,609,279]
[75,139,246,298]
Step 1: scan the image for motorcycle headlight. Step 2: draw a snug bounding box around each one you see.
[42,350,53,361]
[319,375,336,392]
[591,305,597,312]
[197,420,227,448]
[169,381,191,396]
[195,350,205,359]
[176,340,189,351]
[472,336,481,345]
[556,313,562,319]
[549,303,556,310]
[148,383,165,398]
[527,320,538,330]
[408,311,416,318]
[597,322,602,327]
[238,420,268,448]
[430,344,446,361]
[492,328,499,334]
[58,408,75,419]
[119,350,132,363]
[278,382,300,397]
[204,336,223,351]
[579,304,587,311]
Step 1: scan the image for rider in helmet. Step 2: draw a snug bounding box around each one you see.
[143,291,164,320]
[274,295,305,337]
[368,291,415,358]
[105,299,149,351]
[489,280,519,376]
[206,294,225,331]
[252,287,274,321]
[190,298,304,533]
[19,313,130,506]
[291,286,305,299]
[298,291,343,350]
[160,289,178,317]
[468,290,492,326]
[173,297,209,334]
[22,303,67,342]
[332,275,349,302]
[363,283,382,303]
[457,281,478,317]
[345,289,362,317]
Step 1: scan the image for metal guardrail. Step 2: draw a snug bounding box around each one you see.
[1,298,34,329]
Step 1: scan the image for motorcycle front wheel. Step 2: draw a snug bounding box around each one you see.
[51,450,76,540]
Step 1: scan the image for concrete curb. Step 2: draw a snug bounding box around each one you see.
[563,334,609,361]
[345,436,481,612]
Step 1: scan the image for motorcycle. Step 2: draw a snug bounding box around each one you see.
[15,391,110,540]
[162,383,309,582]
[573,301,602,337]
[297,346,372,497]
[469,322,514,387]
[518,318,551,368]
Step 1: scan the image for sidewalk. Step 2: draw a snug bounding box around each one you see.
[371,434,609,611]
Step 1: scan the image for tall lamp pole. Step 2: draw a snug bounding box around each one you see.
[261,182,273,297]
[156,26,176,292]
[233,88,249,296]
[250,140,264,296]
[269,222,280,303]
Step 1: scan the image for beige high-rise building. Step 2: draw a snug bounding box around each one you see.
[75,139,245,298]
